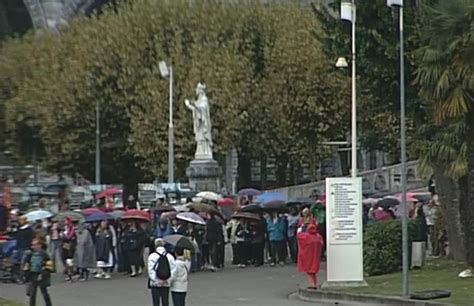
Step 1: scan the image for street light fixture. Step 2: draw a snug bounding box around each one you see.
[159,61,174,184]
[335,57,349,68]
[339,0,357,178]
[386,0,409,297]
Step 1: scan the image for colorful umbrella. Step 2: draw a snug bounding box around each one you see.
[217,198,234,207]
[85,212,114,223]
[25,209,53,222]
[237,188,262,196]
[108,210,124,220]
[123,209,150,222]
[163,235,200,253]
[95,187,122,200]
[176,212,206,225]
[52,211,84,223]
[255,192,287,203]
[81,207,102,216]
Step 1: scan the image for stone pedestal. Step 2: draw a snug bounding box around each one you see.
[186,159,221,192]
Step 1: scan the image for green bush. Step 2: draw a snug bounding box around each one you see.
[363,220,418,276]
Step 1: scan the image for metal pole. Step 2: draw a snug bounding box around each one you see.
[95,99,101,185]
[168,65,174,184]
[351,0,357,178]
[399,5,409,297]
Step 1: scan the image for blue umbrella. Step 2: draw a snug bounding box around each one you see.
[25,209,53,222]
[255,192,287,203]
[85,212,114,223]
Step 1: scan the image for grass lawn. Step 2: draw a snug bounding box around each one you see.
[0,299,23,306]
[342,259,474,305]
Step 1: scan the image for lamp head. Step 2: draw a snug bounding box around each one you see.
[335,57,349,69]
[340,1,354,23]
[387,0,403,7]
[158,61,169,77]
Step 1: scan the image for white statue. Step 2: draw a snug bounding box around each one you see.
[185,83,213,159]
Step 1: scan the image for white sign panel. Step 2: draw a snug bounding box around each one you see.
[325,177,364,284]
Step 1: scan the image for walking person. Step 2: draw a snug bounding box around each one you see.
[148,238,176,306]
[297,223,323,289]
[23,238,53,306]
[171,248,190,306]
[266,213,286,266]
[74,223,96,281]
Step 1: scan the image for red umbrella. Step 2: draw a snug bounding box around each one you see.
[217,198,234,207]
[95,187,122,200]
[81,207,102,216]
[123,209,150,221]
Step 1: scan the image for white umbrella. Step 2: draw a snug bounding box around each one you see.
[176,212,206,225]
[196,191,222,202]
[25,209,53,222]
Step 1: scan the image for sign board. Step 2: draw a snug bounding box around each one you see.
[325,177,365,285]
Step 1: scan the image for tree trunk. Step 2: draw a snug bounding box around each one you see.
[237,152,251,189]
[434,168,466,261]
[461,112,474,267]
[275,155,288,187]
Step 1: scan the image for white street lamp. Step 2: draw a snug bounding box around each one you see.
[339,0,357,178]
[386,0,409,297]
[335,57,349,68]
[159,61,174,184]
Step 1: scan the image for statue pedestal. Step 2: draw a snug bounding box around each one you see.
[186,159,221,192]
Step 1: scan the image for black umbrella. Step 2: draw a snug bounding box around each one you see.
[154,205,176,213]
[163,235,200,253]
[378,197,399,209]
[286,197,314,206]
[413,193,431,203]
[260,200,289,213]
[240,204,263,213]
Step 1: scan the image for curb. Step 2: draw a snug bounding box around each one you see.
[297,288,452,306]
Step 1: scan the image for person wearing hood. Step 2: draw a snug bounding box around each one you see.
[154,218,173,239]
[297,223,323,289]
[74,223,96,281]
[148,238,176,306]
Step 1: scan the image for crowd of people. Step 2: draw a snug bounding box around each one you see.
[0,194,329,306]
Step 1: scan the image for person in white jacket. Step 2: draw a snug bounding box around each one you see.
[148,239,176,306]
[171,248,191,306]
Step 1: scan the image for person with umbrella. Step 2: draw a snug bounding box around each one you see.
[61,216,77,282]
[235,219,251,268]
[73,223,96,281]
[287,206,299,263]
[123,220,146,277]
[266,212,286,267]
[206,213,223,272]
[94,220,114,279]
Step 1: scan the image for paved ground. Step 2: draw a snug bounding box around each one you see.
[1,263,321,306]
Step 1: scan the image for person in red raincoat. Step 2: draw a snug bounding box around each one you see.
[297,223,323,289]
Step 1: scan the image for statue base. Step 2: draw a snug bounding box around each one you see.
[186,158,221,192]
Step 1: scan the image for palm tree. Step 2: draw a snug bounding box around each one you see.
[414,0,474,266]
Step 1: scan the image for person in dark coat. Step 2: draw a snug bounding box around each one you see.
[124,221,145,277]
[250,217,266,267]
[206,213,223,271]
[95,220,114,279]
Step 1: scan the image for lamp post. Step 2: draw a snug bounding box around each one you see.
[339,0,357,178]
[95,99,100,185]
[159,61,174,184]
[387,0,409,297]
